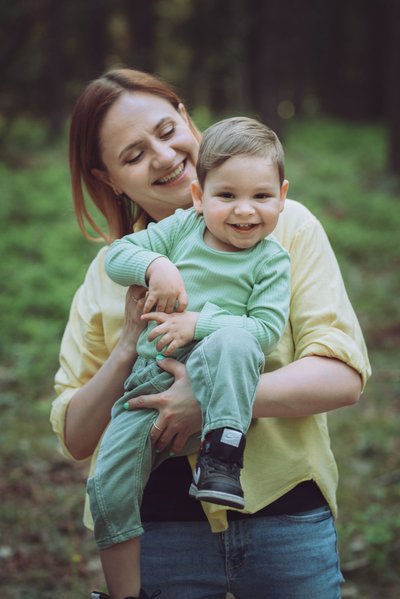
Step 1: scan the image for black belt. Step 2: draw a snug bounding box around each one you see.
[227,481,328,521]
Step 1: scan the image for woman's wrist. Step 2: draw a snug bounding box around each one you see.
[115,331,140,363]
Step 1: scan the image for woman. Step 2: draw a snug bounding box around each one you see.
[51,68,370,599]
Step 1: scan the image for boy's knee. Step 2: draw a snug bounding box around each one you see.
[209,327,263,357]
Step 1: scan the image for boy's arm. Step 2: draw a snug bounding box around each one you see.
[195,250,290,355]
[143,249,291,356]
[105,210,190,313]
[105,212,181,287]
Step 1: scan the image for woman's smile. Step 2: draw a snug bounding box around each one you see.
[154,160,186,185]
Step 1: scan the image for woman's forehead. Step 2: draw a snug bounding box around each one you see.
[104,92,177,131]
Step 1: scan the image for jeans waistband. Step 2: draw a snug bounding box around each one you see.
[228,481,327,521]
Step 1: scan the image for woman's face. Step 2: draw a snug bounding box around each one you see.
[96,92,199,221]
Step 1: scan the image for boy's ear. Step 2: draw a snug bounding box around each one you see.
[279,179,289,212]
[191,180,204,214]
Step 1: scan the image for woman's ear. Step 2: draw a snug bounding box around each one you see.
[178,103,189,124]
[191,180,204,214]
[91,168,121,196]
[178,102,202,144]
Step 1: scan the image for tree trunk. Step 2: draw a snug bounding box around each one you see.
[384,0,400,172]
[43,0,64,139]
[123,0,156,73]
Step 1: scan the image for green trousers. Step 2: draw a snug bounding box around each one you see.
[87,327,265,549]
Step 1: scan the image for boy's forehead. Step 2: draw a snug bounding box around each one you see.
[203,157,281,191]
[211,155,278,177]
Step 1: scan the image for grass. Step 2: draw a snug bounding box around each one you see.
[1,116,399,597]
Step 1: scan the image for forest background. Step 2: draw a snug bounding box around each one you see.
[1,1,399,597]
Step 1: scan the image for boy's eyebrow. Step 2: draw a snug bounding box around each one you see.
[118,117,171,159]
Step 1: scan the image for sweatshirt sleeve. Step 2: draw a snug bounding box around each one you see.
[194,248,290,355]
[50,247,113,460]
[288,213,371,389]
[105,209,191,287]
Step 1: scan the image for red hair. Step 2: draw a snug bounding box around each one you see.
[69,69,200,242]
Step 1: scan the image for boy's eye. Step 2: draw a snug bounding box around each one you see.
[217,192,234,199]
[254,193,270,200]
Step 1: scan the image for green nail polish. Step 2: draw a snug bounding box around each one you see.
[156,353,165,361]
[123,402,129,410]
[169,451,175,457]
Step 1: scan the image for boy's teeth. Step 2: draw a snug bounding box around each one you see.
[157,162,184,184]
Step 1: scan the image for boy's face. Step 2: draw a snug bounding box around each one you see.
[191,154,288,252]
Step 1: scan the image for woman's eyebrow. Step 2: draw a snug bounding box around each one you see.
[118,117,171,160]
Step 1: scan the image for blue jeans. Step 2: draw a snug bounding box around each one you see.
[140,506,344,599]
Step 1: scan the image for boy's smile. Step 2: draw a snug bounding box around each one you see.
[192,154,289,252]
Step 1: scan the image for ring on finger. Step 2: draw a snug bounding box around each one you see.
[153,423,164,433]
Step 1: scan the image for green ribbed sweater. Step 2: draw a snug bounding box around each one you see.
[105,208,290,359]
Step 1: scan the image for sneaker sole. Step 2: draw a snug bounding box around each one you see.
[189,482,198,497]
[189,484,245,509]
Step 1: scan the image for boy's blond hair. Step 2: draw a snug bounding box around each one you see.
[196,116,285,187]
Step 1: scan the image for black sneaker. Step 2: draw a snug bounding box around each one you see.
[189,428,245,509]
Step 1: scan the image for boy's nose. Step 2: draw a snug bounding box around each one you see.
[234,201,255,215]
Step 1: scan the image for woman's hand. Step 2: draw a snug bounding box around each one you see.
[141,311,199,355]
[124,357,202,454]
[144,257,188,314]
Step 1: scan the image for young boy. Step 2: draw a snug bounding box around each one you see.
[89,117,290,599]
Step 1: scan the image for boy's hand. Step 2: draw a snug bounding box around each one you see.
[141,311,199,355]
[144,257,188,314]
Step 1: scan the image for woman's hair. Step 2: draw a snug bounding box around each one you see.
[196,117,285,188]
[69,68,201,243]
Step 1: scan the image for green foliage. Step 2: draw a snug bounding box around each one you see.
[1,118,399,597]
[0,146,98,402]
[285,118,400,334]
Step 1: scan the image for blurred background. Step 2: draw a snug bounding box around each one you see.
[1,1,399,597]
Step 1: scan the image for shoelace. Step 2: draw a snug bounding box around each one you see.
[201,455,240,476]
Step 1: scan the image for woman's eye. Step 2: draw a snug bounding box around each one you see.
[160,124,175,139]
[126,152,143,165]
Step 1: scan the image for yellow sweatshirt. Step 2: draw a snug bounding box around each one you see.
[50,199,371,533]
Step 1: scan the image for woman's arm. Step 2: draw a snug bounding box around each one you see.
[62,286,146,460]
[252,355,361,419]
[125,354,361,454]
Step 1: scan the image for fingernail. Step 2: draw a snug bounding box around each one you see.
[169,451,175,457]
[123,402,129,410]
[156,353,165,361]
[155,448,161,454]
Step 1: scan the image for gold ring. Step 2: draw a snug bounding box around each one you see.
[153,423,164,433]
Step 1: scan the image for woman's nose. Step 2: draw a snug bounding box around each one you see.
[152,141,176,168]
